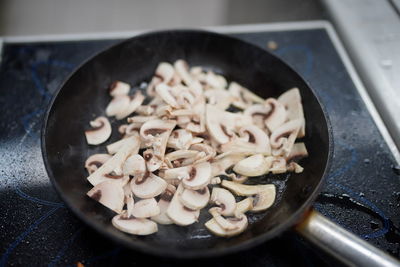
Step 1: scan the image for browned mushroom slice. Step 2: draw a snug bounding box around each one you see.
[112,212,158,235]
[221,180,276,212]
[205,214,248,237]
[85,116,112,145]
[278,88,305,137]
[220,125,271,155]
[109,81,130,97]
[131,198,160,218]
[85,154,112,174]
[130,172,168,199]
[233,154,270,177]
[151,185,176,224]
[166,184,200,226]
[87,135,140,186]
[115,91,145,120]
[179,187,210,210]
[87,180,125,213]
[167,129,193,150]
[270,119,302,157]
[105,95,130,117]
[210,187,236,216]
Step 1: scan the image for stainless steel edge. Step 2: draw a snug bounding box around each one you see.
[322,0,400,160]
[296,210,400,267]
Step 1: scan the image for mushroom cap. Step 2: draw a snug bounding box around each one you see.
[122,154,146,177]
[85,116,112,145]
[87,180,125,214]
[85,153,112,174]
[205,214,248,237]
[179,187,210,210]
[233,154,270,177]
[105,95,130,117]
[181,162,212,190]
[109,81,130,97]
[112,213,158,235]
[131,198,160,218]
[278,88,305,137]
[210,187,237,216]
[130,172,168,199]
[166,184,200,226]
[87,135,140,186]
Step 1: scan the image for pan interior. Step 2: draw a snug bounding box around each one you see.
[43,31,330,257]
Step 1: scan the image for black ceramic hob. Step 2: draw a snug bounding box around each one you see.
[1,23,399,266]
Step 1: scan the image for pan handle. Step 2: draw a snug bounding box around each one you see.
[295,209,400,266]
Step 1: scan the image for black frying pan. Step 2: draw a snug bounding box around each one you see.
[41,30,398,265]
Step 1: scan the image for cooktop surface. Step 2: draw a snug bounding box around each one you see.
[1,22,399,266]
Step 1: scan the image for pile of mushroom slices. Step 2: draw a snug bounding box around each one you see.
[84,59,308,237]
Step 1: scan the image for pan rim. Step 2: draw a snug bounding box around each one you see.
[41,29,334,259]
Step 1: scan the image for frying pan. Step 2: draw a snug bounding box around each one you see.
[41,30,399,266]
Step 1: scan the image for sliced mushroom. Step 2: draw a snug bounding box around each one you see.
[106,133,139,154]
[205,104,234,144]
[179,187,210,210]
[155,62,175,84]
[229,82,264,105]
[227,173,248,184]
[167,129,193,150]
[166,184,200,226]
[278,88,305,137]
[174,59,193,86]
[105,95,130,117]
[85,154,112,174]
[235,197,254,216]
[131,198,160,218]
[221,180,276,212]
[151,185,176,224]
[243,104,271,130]
[190,143,216,164]
[87,135,140,186]
[220,125,271,155]
[165,150,199,167]
[126,194,135,218]
[287,162,304,173]
[162,161,211,190]
[122,154,146,177]
[115,91,145,120]
[210,177,222,185]
[112,212,158,235]
[87,180,125,213]
[204,89,234,110]
[109,81,130,97]
[205,214,248,237]
[270,119,302,157]
[210,187,236,216]
[285,142,308,163]
[205,71,227,89]
[209,207,239,230]
[267,156,287,174]
[155,83,179,108]
[85,116,112,145]
[210,153,246,177]
[264,98,287,132]
[127,115,158,124]
[233,154,270,177]
[130,172,168,199]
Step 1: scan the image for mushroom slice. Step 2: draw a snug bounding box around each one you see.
[126,194,135,218]
[190,143,216,164]
[287,162,304,173]
[112,212,157,235]
[131,198,160,218]
[179,187,210,210]
[263,98,287,132]
[221,180,276,212]
[233,154,270,177]
[130,172,168,199]
[210,177,222,185]
[229,82,264,105]
[278,88,305,137]
[122,154,146,177]
[182,162,212,190]
[155,83,179,108]
[205,104,235,144]
[115,91,145,120]
[227,173,248,184]
[106,133,139,154]
[155,62,175,84]
[205,214,248,237]
[174,59,193,86]
[146,76,162,97]
[165,150,199,167]
[87,180,125,213]
[220,125,271,155]
[204,89,234,110]
[109,81,130,97]
[211,153,246,177]
[87,135,140,186]
[209,207,239,230]
[235,197,254,216]
[85,154,112,174]
[267,156,287,174]
[285,142,308,163]
[243,104,271,130]
[270,119,302,157]
[166,184,200,226]
[205,71,228,89]
[85,116,112,145]
[127,115,158,124]
[167,129,193,150]
[105,95,130,117]
[151,185,176,224]
[210,187,236,216]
